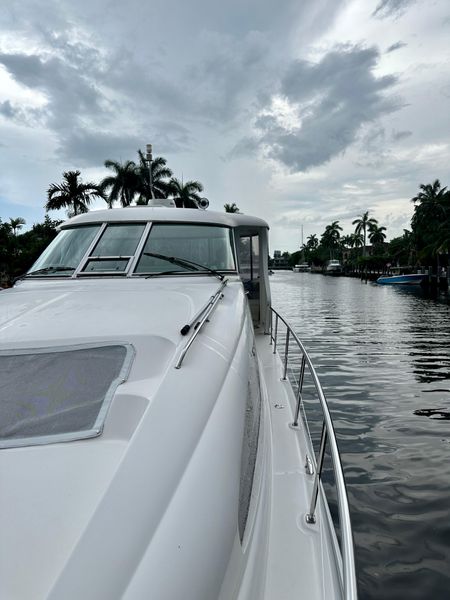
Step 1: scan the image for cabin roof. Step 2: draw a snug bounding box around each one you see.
[61,207,269,230]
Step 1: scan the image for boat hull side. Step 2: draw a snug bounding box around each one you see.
[47,296,253,600]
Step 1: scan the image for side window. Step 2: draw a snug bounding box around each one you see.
[237,234,260,324]
[237,235,259,280]
[238,346,262,543]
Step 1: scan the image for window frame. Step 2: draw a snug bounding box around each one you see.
[76,222,148,277]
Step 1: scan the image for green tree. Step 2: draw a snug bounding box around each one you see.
[411,180,449,263]
[368,224,387,246]
[0,219,13,275]
[412,180,448,224]
[306,234,319,249]
[100,160,140,208]
[321,221,343,258]
[169,178,203,208]
[352,211,378,255]
[340,234,353,248]
[0,215,62,282]
[46,171,104,216]
[224,203,240,213]
[9,217,26,235]
[350,233,364,249]
[388,229,416,266]
[135,151,173,203]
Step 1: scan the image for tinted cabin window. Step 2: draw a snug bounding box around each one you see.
[28,226,101,276]
[238,235,260,321]
[135,224,236,274]
[82,224,145,273]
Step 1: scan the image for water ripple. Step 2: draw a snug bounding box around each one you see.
[271,272,450,600]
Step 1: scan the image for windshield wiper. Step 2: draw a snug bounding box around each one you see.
[143,252,224,281]
[27,266,75,276]
[14,266,76,282]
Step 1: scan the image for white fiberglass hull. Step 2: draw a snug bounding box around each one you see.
[1,278,348,600]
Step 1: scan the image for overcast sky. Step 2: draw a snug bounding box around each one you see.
[1,0,449,251]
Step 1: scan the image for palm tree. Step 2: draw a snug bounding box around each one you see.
[306,234,319,249]
[411,180,448,238]
[368,224,387,246]
[9,217,26,235]
[340,235,353,248]
[411,180,447,220]
[433,218,450,256]
[411,180,449,264]
[46,171,105,217]
[100,160,140,208]
[352,211,378,256]
[321,221,342,258]
[350,233,364,249]
[135,151,173,203]
[224,203,240,213]
[169,178,203,208]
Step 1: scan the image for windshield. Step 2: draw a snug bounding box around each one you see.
[26,222,236,278]
[134,224,236,274]
[28,225,101,276]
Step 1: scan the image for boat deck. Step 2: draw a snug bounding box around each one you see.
[254,330,342,600]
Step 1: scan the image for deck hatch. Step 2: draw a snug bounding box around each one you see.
[0,343,134,449]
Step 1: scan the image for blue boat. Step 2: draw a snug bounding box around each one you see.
[377,273,425,285]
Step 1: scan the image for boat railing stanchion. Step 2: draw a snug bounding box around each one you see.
[306,422,327,524]
[292,354,306,427]
[282,328,290,380]
[273,313,279,354]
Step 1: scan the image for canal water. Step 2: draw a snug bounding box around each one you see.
[271,271,450,600]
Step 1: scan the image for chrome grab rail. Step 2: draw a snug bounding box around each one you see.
[270,307,358,600]
[175,280,227,369]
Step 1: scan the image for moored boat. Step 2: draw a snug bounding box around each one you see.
[325,259,343,275]
[0,205,357,599]
[377,273,425,285]
[292,263,310,272]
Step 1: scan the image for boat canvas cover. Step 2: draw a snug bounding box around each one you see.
[0,343,133,448]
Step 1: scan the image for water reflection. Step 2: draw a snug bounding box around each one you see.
[271,271,450,600]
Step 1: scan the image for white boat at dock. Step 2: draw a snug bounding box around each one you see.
[325,259,343,275]
[292,263,311,272]
[0,205,357,599]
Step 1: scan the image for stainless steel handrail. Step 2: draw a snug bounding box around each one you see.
[175,281,227,369]
[270,307,358,600]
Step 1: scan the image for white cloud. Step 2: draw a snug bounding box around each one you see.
[0,0,449,253]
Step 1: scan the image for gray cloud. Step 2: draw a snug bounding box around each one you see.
[0,99,44,126]
[0,0,349,174]
[392,129,412,141]
[0,50,107,128]
[249,45,402,172]
[373,0,416,19]
[55,115,192,165]
[187,30,273,123]
[58,130,142,165]
[386,41,407,53]
[0,32,193,165]
[0,100,16,119]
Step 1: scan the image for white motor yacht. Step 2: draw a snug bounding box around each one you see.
[0,206,357,600]
[293,263,310,273]
[325,259,343,275]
